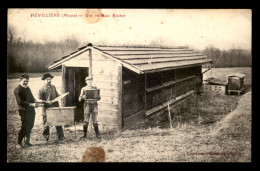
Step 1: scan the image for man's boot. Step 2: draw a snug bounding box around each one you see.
[56,126,65,141]
[17,133,24,148]
[93,124,101,139]
[43,126,50,142]
[80,122,88,139]
[25,135,32,147]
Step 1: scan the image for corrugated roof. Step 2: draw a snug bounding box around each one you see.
[47,44,213,73]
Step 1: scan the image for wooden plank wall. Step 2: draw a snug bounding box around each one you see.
[67,67,75,106]
[61,65,75,107]
[175,66,202,95]
[122,67,145,118]
[91,50,121,133]
[194,65,203,92]
[145,65,202,111]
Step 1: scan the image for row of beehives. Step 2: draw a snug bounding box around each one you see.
[203,73,245,95]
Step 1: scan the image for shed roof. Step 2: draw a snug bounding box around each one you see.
[227,73,246,78]
[204,77,228,85]
[47,44,213,74]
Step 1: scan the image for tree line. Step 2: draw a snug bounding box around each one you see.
[7,26,80,74]
[201,46,252,68]
[7,27,252,74]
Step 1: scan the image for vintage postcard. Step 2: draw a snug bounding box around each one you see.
[7,8,251,162]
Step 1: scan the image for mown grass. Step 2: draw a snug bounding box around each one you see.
[7,68,251,162]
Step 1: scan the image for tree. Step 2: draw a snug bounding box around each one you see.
[7,26,16,45]
[202,46,251,68]
[7,26,16,74]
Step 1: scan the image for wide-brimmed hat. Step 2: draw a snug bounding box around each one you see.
[42,73,54,80]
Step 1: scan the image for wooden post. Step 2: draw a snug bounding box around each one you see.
[117,65,123,132]
[174,69,176,98]
[199,65,203,92]
[167,100,173,129]
[144,73,147,112]
[61,64,67,107]
[168,84,173,129]
[89,49,93,78]
[161,72,163,85]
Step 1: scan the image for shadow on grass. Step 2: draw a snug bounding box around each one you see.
[121,92,241,138]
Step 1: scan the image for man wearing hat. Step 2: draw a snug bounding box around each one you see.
[79,76,101,139]
[14,74,38,148]
[38,73,65,141]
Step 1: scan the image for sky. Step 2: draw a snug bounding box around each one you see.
[7,9,252,50]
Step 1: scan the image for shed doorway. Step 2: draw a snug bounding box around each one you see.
[66,67,88,122]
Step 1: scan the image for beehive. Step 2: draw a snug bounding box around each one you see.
[84,89,100,100]
[203,77,228,95]
[203,84,226,95]
[227,73,245,90]
[46,107,76,126]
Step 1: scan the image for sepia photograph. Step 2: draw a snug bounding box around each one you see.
[7,8,252,162]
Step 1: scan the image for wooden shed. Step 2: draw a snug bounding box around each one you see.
[47,43,213,132]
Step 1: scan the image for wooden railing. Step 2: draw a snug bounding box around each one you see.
[145,75,196,93]
[145,90,195,117]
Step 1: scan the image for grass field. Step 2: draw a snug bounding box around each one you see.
[203,67,252,85]
[7,67,252,162]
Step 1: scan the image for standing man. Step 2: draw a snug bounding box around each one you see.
[79,77,101,139]
[38,73,64,142]
[14,74,37,148]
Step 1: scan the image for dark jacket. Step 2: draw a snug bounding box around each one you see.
[14,84,36,111]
